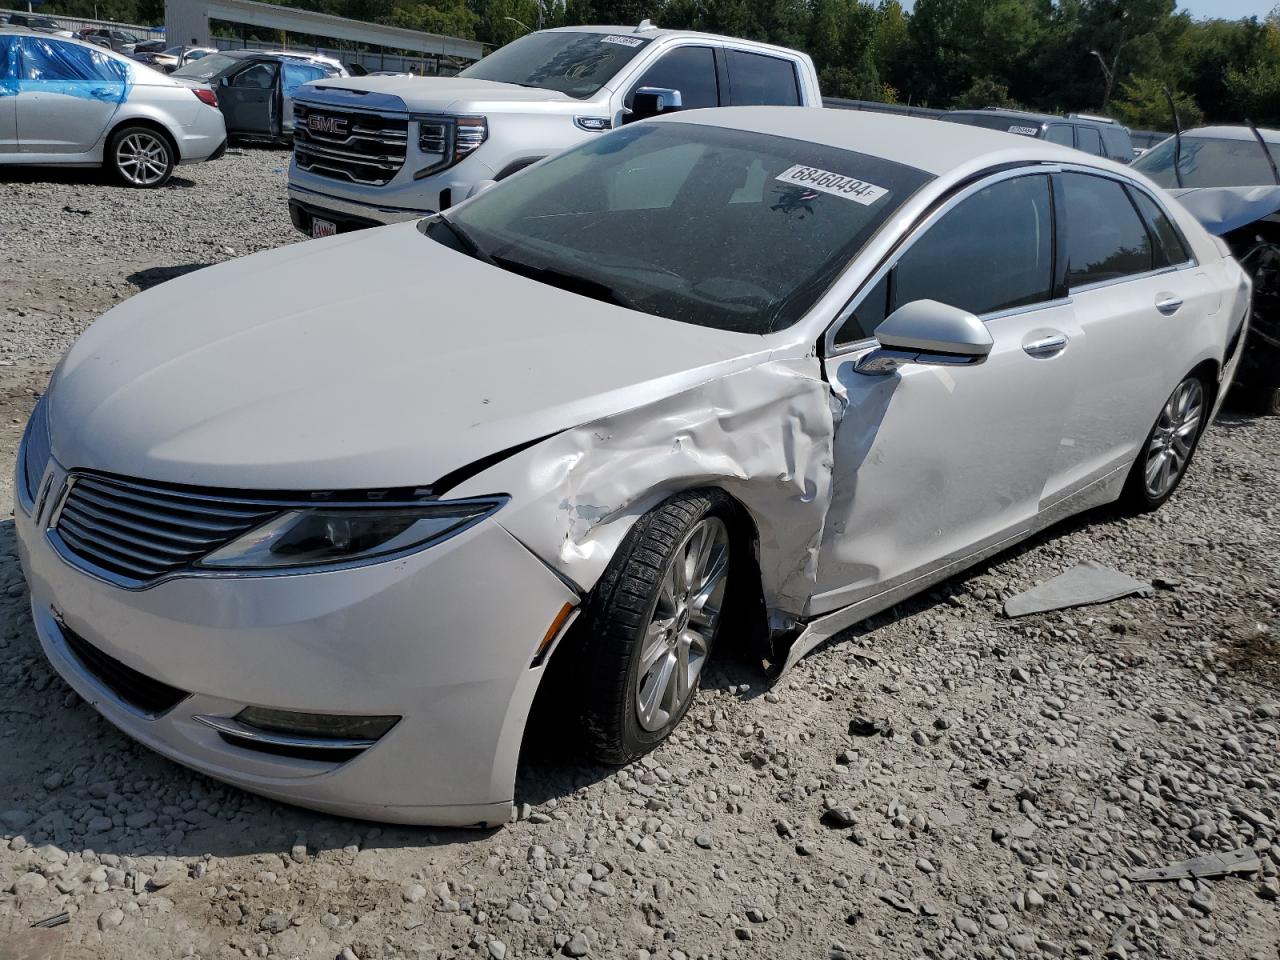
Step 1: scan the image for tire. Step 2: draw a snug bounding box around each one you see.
[1122,373,1209,512]
[577,490,735,765]
[1248,381,1280,417]
[107,125,175,188]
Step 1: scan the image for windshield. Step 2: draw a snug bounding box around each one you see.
[427,122,933,334]
[1134,134,1280,188]
[172,52,242,80]
[458,30,651,99]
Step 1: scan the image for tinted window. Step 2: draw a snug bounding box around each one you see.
[1102,126,1133,160]
[172,51,242,80]
[1130,189,1190,267]
[893,175,1054,317]
[1059,173,1153,287]
[726,49,800,106]
[835,273,889,344]
[1076,126,1103,156]
[18,37,128,83]
[435,122,933,334]
[232,62,276,88]
[1046,124,1074,147]
[1133,135,1280,188]
[460,31,651,99]
[630,46,718,109]
[282,60,327,97]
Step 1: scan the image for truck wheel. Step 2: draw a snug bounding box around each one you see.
[577,491,734,764]
[108,126,174,188]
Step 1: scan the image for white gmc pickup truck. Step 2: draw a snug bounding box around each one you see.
[286,22,821,236]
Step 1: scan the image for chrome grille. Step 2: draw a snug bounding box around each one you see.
[293,104,408,186]
[53,475,282,586]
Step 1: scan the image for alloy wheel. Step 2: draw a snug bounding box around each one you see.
[116,132,170,186]
[634,517,729,732]
[1144,377,1205,500]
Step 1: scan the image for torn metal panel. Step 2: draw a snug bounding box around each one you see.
[1003,561,1153,618]
[1172,186,1280,237]
[452,357,836,625]
[1129,848,1261,883]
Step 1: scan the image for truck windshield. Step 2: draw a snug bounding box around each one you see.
[458,31,651,99]
[425,122,933,334]
[1134,134,1280,188]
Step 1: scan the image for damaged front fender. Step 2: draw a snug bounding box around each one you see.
[447,357,836,640]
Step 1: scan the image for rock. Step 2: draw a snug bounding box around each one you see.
[775,818,796,838]
[259,912,289,934]
[13,871,47,895]
[86,816,113,834]
[563,931,590,957]
[98,907,125,931]
[821,806,856,828]
[124,810,156,829]
[402,882,427,904]
[694,834,713,849]
[148,862,184,890]
[878,889,915,913]
[488,939,507,960]
[505,902,530,922]
[987,913,1009,930]
[1,809,33,831]
[955,916,981,936]
[1011,666,1031,682]
[1189,891,1214,915]
[915,857,936,873]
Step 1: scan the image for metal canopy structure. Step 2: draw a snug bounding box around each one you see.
[165,0,484,61]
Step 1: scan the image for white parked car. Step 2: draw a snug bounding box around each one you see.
[16,109,1248,826]
[287,22,821,236]
[0,29,225,186]
[143,45,217,73]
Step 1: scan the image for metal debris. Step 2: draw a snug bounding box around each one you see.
[28,912,70,929]
[1129,847,1261,883]
[1003,561,1154,618]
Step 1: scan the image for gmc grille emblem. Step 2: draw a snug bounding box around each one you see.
[308,115,348,135]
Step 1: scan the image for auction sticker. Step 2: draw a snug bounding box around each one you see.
[1008,125,1039,136]
[602,35,645,47]
[775,165,888,205]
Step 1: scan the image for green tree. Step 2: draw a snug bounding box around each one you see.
[1112,75,1203,129]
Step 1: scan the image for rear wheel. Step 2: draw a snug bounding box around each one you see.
[108,126,174,188]
[1122,374,1208,511]
[577,491,733,764]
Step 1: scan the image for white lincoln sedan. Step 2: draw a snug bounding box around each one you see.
[15,109,1249,826]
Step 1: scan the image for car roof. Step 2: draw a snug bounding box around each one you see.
[662,106,1095,177]
[948,108,1059,125]
[539,24,810,60]
[1180,125,1280,143]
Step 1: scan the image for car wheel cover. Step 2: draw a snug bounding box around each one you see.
[634,516,729,733]
[1144,377,1204,499]
[117,132,169,185]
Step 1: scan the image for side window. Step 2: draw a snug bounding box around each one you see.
[726,49,800,106]
[18,37,128,83]
[0,37,14,86]
[1059,173,1154,288]
[1130,188,1191,268]
[834,273,889,345]
[892,174,1054,317]
[1045,124,1074,147]
[1075,126,1104,156]
[1102,127,1132,161]
[232,62,277,89]
[629,46,718,110]
[281,61,326,97]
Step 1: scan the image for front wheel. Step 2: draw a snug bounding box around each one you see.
[577,491,734,765]
[108,126,174,188]
[1122,374,1208,511]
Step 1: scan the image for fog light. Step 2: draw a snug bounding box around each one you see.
[235,707,399,742]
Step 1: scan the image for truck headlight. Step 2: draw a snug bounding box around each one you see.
[415,115,488,178]
[198,498,505,570]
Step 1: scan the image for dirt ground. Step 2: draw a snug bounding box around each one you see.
[1,151,1278,960]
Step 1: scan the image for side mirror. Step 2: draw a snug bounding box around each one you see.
[627,86,682,123]
[855,299,993,376]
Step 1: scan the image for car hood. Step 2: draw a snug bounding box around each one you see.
[1169,185,1280,236]
[298,76,576,113]
[48,223,763,491]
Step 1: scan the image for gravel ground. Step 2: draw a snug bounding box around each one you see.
[2,151,1279,960]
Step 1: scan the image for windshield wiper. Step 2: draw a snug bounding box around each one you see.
[490,253,638,310]
[435,213,494,265]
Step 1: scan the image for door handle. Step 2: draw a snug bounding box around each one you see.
[1155,293,1184,315]
[1023,334,1068,358]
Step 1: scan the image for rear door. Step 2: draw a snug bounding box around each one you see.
[815,171,1085,614]
[15,36,127,155]
[218,59,278,135]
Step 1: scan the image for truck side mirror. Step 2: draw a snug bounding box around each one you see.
[628,87,683,123]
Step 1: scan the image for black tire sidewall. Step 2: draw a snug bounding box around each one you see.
[109,126,174,188]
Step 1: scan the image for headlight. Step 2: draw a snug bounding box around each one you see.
[18,394,51,511]
[415,115,487,179]
[198,498,504,570]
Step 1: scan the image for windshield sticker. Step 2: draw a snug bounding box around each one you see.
[1008,125,1039,136]
[775,165,888,206]
[601,35,645,47]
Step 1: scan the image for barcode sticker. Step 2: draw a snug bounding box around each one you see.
[775,165,888,206]
[602,35,644,47]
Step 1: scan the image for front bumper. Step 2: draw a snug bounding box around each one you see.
[15,466,578,826]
